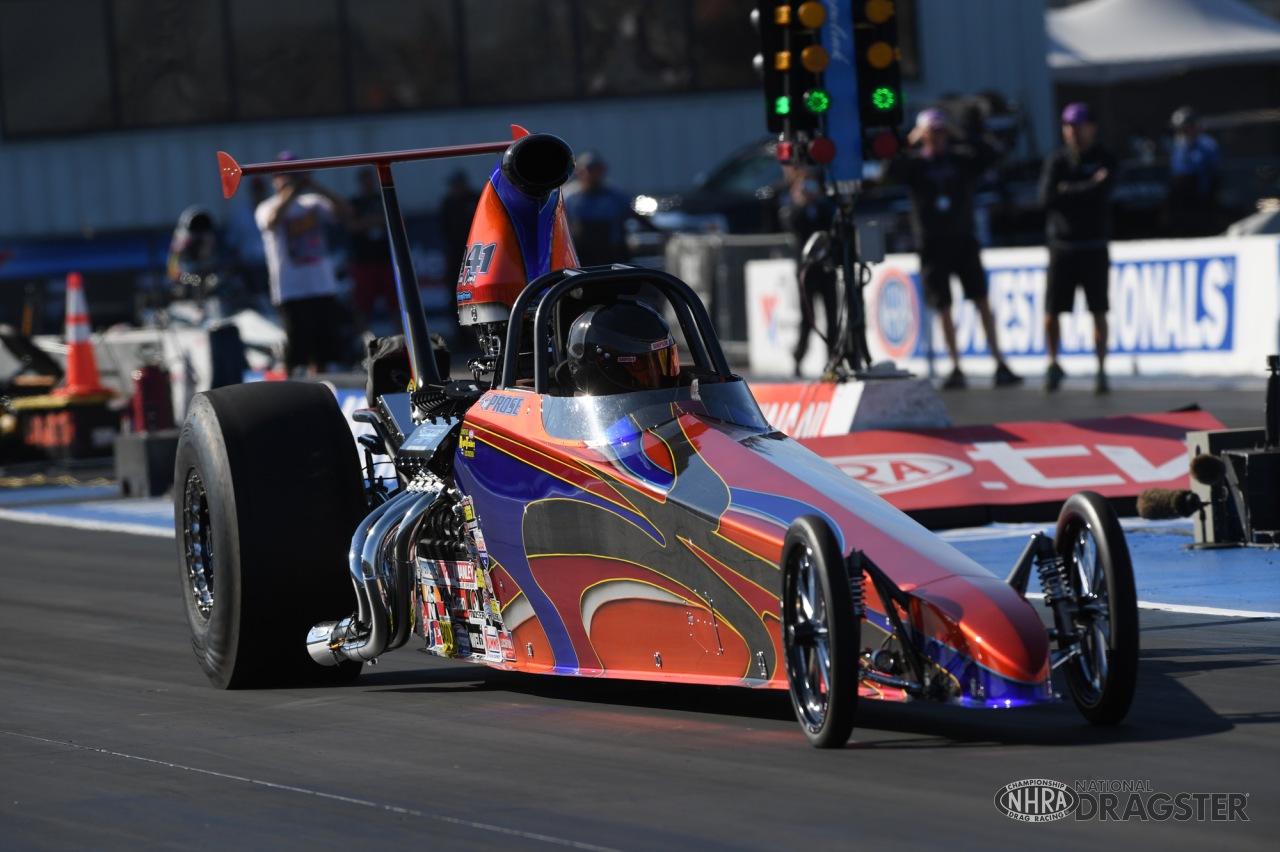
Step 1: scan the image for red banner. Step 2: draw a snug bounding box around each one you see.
[800,410,1222,515]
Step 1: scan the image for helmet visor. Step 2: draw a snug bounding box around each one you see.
[613,337,679,389]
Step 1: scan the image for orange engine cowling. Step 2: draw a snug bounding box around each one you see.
[456,131,578,326]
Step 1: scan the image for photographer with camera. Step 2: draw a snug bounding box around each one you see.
[256,151,352,376]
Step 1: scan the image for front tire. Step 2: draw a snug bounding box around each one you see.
[174,380,366,688]
[781,515,859,748]
[1054,491,1139,725]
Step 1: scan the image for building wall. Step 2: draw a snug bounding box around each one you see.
[0,1,1053,240]
[907,0,1056,159]
[0,92,767,239]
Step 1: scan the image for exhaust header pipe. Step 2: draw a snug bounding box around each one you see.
[307,487,443,666]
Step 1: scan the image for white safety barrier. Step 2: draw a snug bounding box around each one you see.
[747,235,1280,379]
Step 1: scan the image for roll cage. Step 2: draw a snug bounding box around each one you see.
[498,265,734,395]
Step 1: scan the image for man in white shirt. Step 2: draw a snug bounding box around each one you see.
[256,151,352,375]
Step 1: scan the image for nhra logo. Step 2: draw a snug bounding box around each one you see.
[870,267,920,360]
[994,779,1079,823]
[828,453,972,495]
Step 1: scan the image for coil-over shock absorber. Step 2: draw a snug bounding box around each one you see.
[1036,552,1072,605]
[1006,531,1079,662]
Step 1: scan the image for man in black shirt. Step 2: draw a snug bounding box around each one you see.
[887,108,1021,390]
[781,168,838,376]
[347,168,400,337]
[1039,102,1117,394]
[440,169,481,288]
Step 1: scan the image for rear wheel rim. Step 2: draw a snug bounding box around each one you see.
[786,546,833,732]
[183,469,215,620]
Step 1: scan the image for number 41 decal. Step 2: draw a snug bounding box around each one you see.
[463,242,496,275]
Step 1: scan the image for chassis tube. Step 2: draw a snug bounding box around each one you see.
[377,163,440,390]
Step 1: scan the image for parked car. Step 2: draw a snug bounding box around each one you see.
[632,137,790,235]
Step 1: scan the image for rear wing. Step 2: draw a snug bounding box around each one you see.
[216,126,531,388]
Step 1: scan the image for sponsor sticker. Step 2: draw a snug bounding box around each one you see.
[479,393,523,416]
[484,626,502,661]
[457,563,476,587]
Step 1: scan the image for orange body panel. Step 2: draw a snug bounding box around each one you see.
[456,180,578,324]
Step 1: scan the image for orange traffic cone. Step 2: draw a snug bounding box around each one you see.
[52,272,114,399]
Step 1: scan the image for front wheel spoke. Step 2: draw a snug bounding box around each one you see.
[1073,557,1095,599]
[1088,624,1109,686]
[1077,643,1097,685]
[1051,644,1081,670]
[815,641,833,688]
[798,559,818,620]
[806,650,829,712]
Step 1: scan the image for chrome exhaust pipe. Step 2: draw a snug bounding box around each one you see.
[386,489,442,653]
[307,488,437,666]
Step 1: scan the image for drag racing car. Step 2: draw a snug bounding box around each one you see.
[176,129,1138,748]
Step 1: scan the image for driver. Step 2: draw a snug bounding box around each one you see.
[565,302,680,395]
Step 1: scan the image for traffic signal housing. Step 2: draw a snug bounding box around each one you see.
[853,0,904,132]
[752,3,787,133]
[752,2,834,149]
[784,1,832,137]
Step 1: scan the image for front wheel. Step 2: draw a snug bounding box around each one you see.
[781,515,859,748]
[1054,491,1139,725]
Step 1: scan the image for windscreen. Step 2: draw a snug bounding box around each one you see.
[541,377,769,443]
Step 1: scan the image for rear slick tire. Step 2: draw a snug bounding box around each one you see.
[781,515,859,748]
[174,380,366,688]
[1054,491,1139,725]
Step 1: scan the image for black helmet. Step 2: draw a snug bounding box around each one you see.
[566,302,680,394]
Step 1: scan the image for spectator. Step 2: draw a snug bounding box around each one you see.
[165,205,220,307]
[780,168,838,376]
[255,151,352,376]
[439,169,481,287]
[225,175,270,308]
[563,151,634,267]
[886,108,1021,390]
[1039,102,1117,395]
[347,167,400,337]
[1167,106,1222,238]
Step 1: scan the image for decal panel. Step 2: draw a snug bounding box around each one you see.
[456,395,1050,693]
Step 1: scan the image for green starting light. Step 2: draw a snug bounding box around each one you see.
[774,95,792,116]
[803,88,831,114]
[871,86,898,111]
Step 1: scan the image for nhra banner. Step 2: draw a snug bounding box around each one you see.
[800,409,1223,515]
[326,388,1219,519]
[747,235,1280,378]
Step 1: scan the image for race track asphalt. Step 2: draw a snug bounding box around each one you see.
[1,375,1277,849]
[926,371,1269,431]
